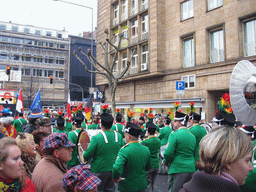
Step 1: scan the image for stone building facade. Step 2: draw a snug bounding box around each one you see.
[96,0,256,122]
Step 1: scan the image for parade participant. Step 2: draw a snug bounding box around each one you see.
[0,108,17,138]
[158,113,172,174]
[32,130,47,162]
[44,109,50,118]
[67,116,84,169]
[16,133,37,179]
[23,107,42,133]
[88,118,99,129]
[187,102,207,162]
[239,125,255,141]
[65,115,73,132]
[163,111,196,192]
[53,112,69,135]
[63,164,102,192]
[83,105,124,192]
[37,117,52,135]
[138,113,145,127]
[181,126,253,192]
[0,137,36,192]
[13,112,27,133]
[0,122,5,139]
[141,122,161,192]
[111,108,125,138]
[112,122,151,192]
[32,132,75,192]
[82,118,89,130]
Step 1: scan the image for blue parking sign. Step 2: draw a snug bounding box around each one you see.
[176,81,185,90]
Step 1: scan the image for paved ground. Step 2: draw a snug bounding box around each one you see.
[154,173,169,192]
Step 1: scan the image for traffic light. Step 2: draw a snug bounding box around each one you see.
[6,66,10,75]
[50,75,53,84]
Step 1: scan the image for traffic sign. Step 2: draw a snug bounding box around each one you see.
[176,81,185,95]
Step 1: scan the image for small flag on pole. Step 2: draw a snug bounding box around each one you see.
[84,94,93,121]
[15,89,24,119]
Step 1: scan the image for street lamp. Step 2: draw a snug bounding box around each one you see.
[54,0,94,99]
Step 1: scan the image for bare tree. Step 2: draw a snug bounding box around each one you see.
[73,29,135,116]
[21,75,39,108]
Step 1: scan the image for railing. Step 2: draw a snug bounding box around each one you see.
[131,6,138,16]
[130,67,138,75]
[113,18,119,26]
[121,13,128,21]
[130,36,138,45]
[141,32,148,41]
[121,39,129,48]
[141,2,148,11]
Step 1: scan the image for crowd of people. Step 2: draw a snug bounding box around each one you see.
[0,93,256,192]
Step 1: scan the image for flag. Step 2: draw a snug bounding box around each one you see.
[66,90,71,122]
[84,94,93,121]
[15,89,24,119]
[30,90,41,112]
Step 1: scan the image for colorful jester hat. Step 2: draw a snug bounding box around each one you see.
[126,108,135,122]
[174,102,181,112]
[44,109,50,117]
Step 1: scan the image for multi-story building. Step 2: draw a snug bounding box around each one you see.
[97,0,256,122]
[0,21,69,108]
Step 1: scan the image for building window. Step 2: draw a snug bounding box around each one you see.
[56,71,64,79]
[0,25,6,31]
[210,29,224,63]
[1,36,8,42]
[131,0,138,15]
[0,53,7,60]
[35,30,41,35]
[183,37,194,68]
[13,54,20,61]
[141,14,148,34]
[22,68,31,76]
[49,57,54,63]
[12,26,18,32]
[59,58,65,65]
[113,60,118,72]
[60,44,65,48]
[12,38,21,43]
[24,28,29,34]
[114,3,119,21]
[208,0,223,11]
[181,0,194,21]
[46,31,52,36]
[113,29,119,45]
[131,19,138,37]
[122,52,127,69]
[182,75,195,88]
[44,70,53,77]
[33,69,42,77]
[244,19,256,57]
[131,48,138,68]
[122,25,128,38]
[122,0,127,20]
[57,33,62,38]
[141,44,148,64]
[141,0,148,11]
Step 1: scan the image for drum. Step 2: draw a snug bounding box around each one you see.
[77,130,90,164]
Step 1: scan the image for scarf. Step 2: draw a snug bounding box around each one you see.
[0,177,20,192]
[21,153,37,179]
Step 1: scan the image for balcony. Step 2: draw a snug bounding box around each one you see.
[141,3,148,12]
[130,36,138,45]
[121,39,129,48]
[113,18,119,26]
[141,32,148,41]
[131,7,138,16]
[121,13,128,22]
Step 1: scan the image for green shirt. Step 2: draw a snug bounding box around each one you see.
[164,127,196,175]
[111,123,125,138]
[112,141,151,192]
[158,126,172,146]
[141,136,161,169]
[13,118,27,133]
[83,130,125,173]
[67,129,83,166]
[82,122,88,130]
[189,124,207,161]
[65,122,73,132]
[88,123,99,130]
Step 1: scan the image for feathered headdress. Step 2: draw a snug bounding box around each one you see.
[140,113,145,117]
[189,102,195,112]
[101,104,109,114]
[116,108,121,115]
[127,108,135,122]
[149,108,153,114]
[77,106,83,112]
[58,111,63,117]
[174,102,181,112]
[166,111,171,118]
[72,107,77,115]
[218,93,232,113]
[44,109,50,117]
[148,113,154,123]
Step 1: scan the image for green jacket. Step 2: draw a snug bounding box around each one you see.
[158,126,172,146]
[111,123,125,138]
[141,136,161,169]
[13,118,27,133]
[112,141,151,192]
[83,130,125,173]
[189,124,207,161]
[65,122,73,132]
[67,129,83,166]
[81,122,88,130]
[88,123,99,130]
[163,127,196,175]
[142,123,160,133]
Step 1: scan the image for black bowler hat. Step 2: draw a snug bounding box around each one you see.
[125,122,141,137]
[189,112,201,121]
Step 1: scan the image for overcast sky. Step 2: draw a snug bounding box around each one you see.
[0,0,98,36]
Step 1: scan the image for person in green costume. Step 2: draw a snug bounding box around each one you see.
[163,111,196,192]
[64,116,73,132]
[67,116,84,169]
[83,105,124,192]
[82,118,89,130]
[54,115,69,135]
[141,122,161,192]
[188,111,207,162]
[13,112,27,133]
[113,122,151,192]
[88,118,99,130]
[111,108,125,138]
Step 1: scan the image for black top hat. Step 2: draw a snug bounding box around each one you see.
[100,113,114,129]
[57,116,65,127]
[145,122,157,132]
[189,112,201,121]
[72,116,83,125]
[212,110,236,127]
[240,125,255,139]
[125,122,141,137]
[174,111,187,121]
